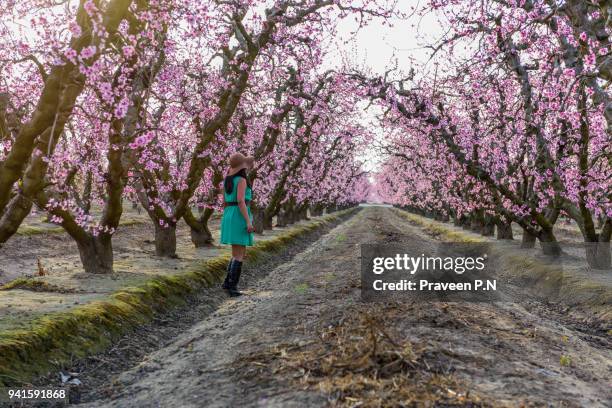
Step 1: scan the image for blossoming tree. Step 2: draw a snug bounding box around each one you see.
[373,0,611,268]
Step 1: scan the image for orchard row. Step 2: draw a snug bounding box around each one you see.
[0,0,395,273]
[375,0,611,268]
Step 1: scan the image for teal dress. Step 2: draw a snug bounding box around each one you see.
[220,174,254,246]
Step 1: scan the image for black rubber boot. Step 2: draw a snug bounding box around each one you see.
[226,260,243,297]
[222,258,234,289]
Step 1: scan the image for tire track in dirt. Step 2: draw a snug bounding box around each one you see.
[80,207,378,408]
[81,206,610,407]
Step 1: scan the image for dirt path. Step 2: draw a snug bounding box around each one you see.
[82,206,611,408]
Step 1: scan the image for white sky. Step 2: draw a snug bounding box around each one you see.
[331,2,445,73]
[328,2,446,173]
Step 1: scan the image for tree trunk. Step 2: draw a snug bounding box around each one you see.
[470,212,484,233]
[538,229,561,257]
[132,201,141,214]
[191,208,214,247]
[286,208,296,225]
[276,210,288,227]
[76,236,113,274]
[263,212,273,230]
[298,206,309,221]
[433,212,449,222]
[481,216,495,237]
[585,238,611,269]
[155,224,177,257]
[190,226,213,247]
[454,215,468,228]
[0,195,32,245]
[596,215,605,230]
[496,220,514,240]
[293,207,303,222]
[310,204,323,217]
[252,206,265,234]
[521,228,537,248]
[481,223,494,236]
[184,208,213,248]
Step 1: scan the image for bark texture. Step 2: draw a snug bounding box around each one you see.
[155,224,177,258]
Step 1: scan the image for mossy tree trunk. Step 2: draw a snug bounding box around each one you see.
[433,211,448,222]
[538,228,561,256]
[310,204,324,217]
[521,228,537,248]
[263,212,273,230]
[252,205,265,234]
[276,212,288,227]
[38,188,122,274]
[136,177,180,259]
[481,215,495,237]
[0,195,32,244]
[77,235,114,274]
[285,201,297,225]
[154,223,177,258]
[132,201,141,214]
[470,211,484,233]
[298,205,309,221]
[454,214,469,228]
[585,238,611,269]
[580,218,611,269]
[183,207,214,248]
[276,207,289,227]
[286,210,296,225]
[495,218,514,240]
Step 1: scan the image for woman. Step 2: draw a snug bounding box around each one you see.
[220,153,255,297]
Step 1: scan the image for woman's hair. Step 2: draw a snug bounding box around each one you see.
[224,168,250,194]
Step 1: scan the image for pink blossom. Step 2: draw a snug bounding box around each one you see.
[114,97,130,119]
[69,21,82,36]
[122,45,136,58]
[80,45,96,59]
[64,48,77,64]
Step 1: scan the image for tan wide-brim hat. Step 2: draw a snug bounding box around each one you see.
[229,153,255,169]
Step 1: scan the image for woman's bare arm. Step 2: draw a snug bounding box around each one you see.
[236,178,253,231]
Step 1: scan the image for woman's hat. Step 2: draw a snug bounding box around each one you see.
[229,153,255,169]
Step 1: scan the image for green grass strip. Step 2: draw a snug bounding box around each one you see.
[0,279,79,293]
[0,208,358,386]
